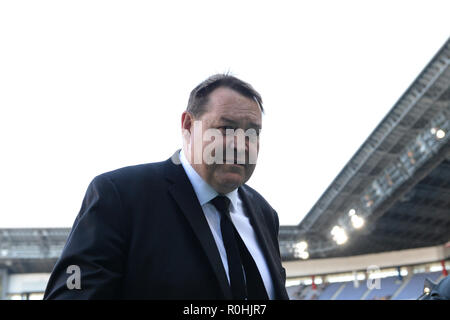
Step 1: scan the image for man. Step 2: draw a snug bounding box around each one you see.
[44,74,289,300]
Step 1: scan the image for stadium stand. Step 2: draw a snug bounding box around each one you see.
[364,276,402,300]
[317,282,342,300]
[335,281,368,300]
[393,271,443,300]
[286,268,449,300]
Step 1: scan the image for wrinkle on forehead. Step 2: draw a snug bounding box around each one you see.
[204,87,262,127]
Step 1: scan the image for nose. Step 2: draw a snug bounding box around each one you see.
[234,131,248,153]
[224,130,257,164]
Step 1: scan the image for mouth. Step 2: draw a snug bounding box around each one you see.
[220,163,246,172]
[223,158,246,164]
[223,161,245,167]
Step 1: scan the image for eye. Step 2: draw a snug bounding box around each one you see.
[218,126,235,135]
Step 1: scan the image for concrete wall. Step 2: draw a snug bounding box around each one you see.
[283,244,450,278]
[7,273,50,295]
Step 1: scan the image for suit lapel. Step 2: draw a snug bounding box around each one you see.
[164,154,232,299]
[238,187,289,300]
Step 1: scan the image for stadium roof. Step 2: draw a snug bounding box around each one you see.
[0,228,68,273]
[280,38,450,260]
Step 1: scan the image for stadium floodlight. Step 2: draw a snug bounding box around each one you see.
[296,241,308,251]
[351,214,365,229]
[348,209,356,216]
[293,241,309,259]
[436,129,446,140]
[293,241,307,252]
[331,226,348,245]
[299,251,309,260]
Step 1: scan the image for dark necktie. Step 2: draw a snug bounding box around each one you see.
[210,195,269,300]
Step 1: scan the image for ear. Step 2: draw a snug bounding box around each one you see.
[181,111,194,134]
[181,111,196,144]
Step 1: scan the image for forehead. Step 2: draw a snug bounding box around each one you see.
[203,87,262,124]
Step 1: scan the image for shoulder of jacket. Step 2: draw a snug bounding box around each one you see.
[241,184,273,210]
[241,184,278,224]
[93,160,168,188]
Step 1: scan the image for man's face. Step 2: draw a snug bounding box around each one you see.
[182,87,262,194]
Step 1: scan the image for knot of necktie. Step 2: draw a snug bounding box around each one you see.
[210,195,231,219]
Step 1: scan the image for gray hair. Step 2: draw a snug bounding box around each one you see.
[186,73,264,117]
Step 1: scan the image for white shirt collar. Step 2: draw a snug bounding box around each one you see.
[179,149,238,212]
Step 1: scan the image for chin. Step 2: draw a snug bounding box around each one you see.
[214,176,244,193]
[211,165,250,193]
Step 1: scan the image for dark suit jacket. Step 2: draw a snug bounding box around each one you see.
[44,151,289,300]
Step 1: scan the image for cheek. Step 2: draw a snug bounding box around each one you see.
[247,140,259,164]
[245,164,256,177]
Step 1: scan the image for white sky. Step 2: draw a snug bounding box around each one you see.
[0,1,449,228]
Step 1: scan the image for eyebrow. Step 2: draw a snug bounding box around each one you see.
[219,116,262,130]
